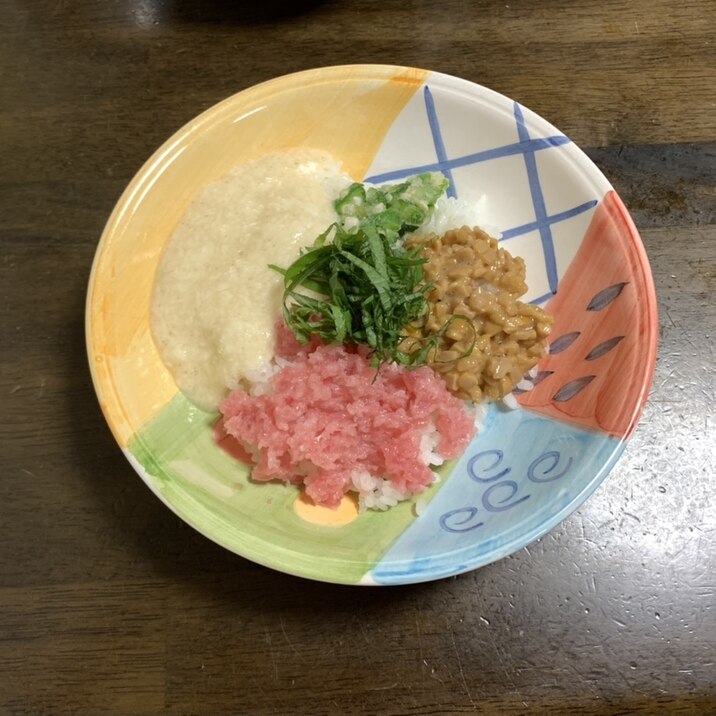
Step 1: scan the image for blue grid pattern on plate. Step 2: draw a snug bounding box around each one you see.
[365,86,599,305]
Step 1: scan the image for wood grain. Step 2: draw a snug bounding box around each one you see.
[1,0,715,713]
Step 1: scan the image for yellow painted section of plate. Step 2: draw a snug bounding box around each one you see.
[87,65,428,446]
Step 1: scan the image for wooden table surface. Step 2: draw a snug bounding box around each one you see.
[2,1,714,714]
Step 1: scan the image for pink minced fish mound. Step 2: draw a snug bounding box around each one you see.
[220,326,476,509]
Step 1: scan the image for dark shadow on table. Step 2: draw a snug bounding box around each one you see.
[161,0,333,25]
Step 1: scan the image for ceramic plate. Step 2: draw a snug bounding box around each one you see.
[86,65,657,585]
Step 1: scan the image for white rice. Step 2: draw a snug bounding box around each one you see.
[419,429,444,467]
[244,362,281,395]
[417,195,502,240]
[472,399,490,427]
[351,471,412,512]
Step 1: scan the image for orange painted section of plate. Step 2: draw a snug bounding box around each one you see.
[86,66,428,447]
[293,493,359,527]
[517,191,658,438]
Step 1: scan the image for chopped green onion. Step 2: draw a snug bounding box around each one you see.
[271,172,454,367]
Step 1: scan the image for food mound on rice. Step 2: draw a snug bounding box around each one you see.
[220,325,475,509]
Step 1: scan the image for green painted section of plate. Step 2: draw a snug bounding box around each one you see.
[128,393,455,584]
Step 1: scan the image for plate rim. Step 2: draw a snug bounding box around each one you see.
[86,63,659,585]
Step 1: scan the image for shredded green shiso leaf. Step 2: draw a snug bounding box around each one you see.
[270,172,452,367]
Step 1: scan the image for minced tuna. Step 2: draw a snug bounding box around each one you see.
[219,326,476,509]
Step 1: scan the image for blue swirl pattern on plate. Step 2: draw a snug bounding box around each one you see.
[369,404,622,584]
